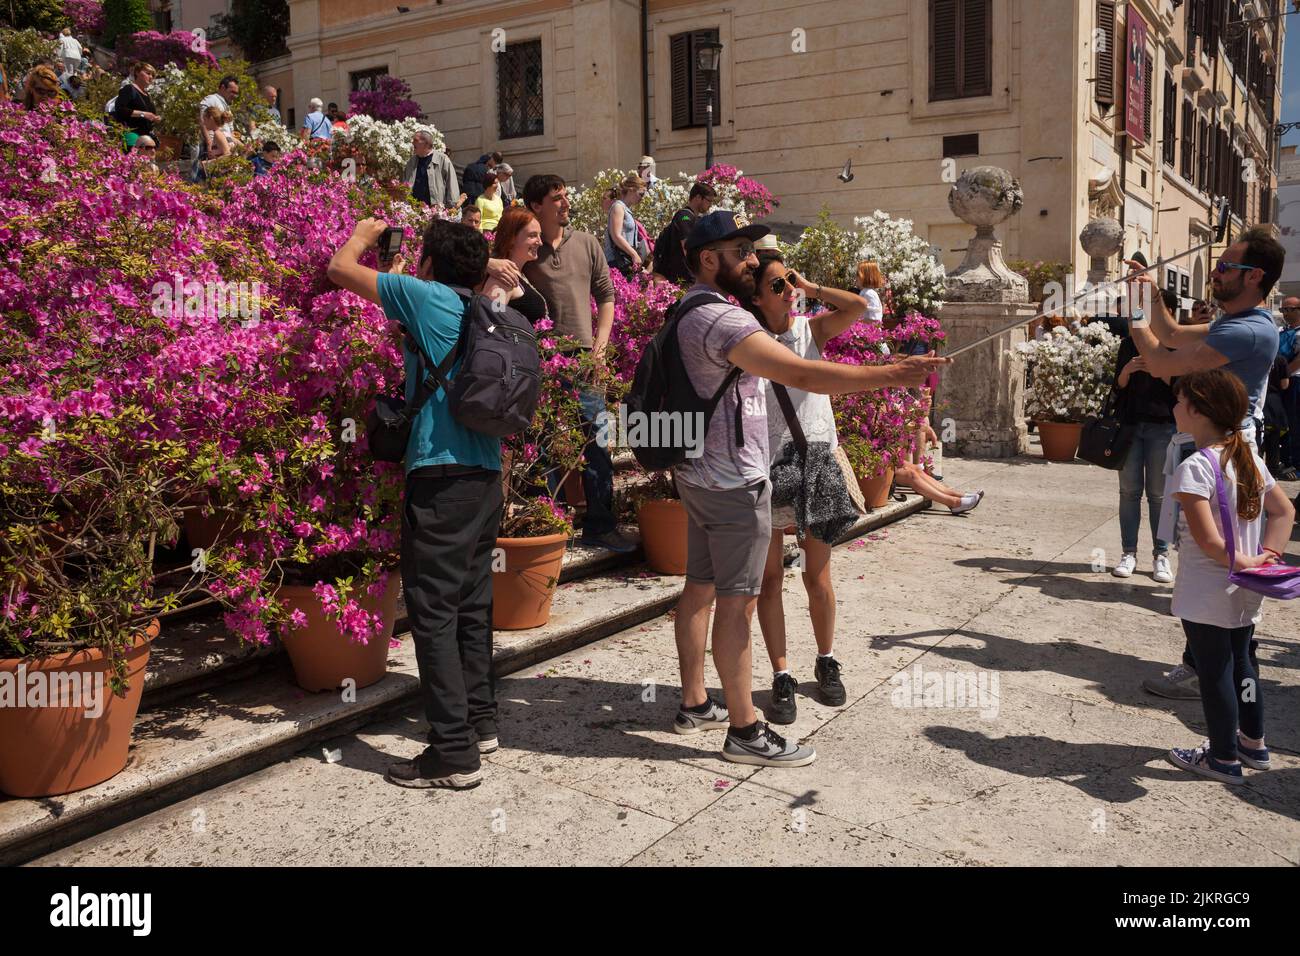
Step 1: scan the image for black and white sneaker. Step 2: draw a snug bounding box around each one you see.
[386,754,483,790]
[766,672,798,725]
[814,655,847,706]
[722,721,816,768]
[477,736,499,754]
[673,697,730,735]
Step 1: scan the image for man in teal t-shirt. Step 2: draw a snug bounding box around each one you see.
[327,217,502,791]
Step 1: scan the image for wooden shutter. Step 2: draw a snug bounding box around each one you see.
[1181,99,1194,179]
[1162,74,1176,166]
[690,29,720,128]
[670,33,691,130]
[1095,1,1116,107]
[1207,0,1223,55]
[1142,53,1153,143]
[961,0,990,96]
[930,0,958,101]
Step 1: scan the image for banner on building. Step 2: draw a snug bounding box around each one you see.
[1125,10,1148,144]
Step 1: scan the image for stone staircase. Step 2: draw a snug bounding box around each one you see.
[0,493,929,865]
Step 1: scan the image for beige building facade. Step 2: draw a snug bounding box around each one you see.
[178,0,1282,303]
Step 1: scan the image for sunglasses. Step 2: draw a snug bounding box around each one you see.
[711,242,755,260]
[768,272,799,296]
[1214,260,1258,275]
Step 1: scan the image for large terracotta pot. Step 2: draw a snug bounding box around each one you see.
[0,619,158,798]
[637,498,687,575]
[493,533,569,629]
[183,507,241,550]
[278,573,400,692]
[1036,421,1083,462]
[857,467,895,509]
[155,133,183,161]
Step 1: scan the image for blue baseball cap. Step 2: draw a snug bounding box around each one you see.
[684,209,770,252]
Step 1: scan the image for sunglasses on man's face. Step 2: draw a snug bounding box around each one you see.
[1214,260,1258,275]
[712,242,755,260]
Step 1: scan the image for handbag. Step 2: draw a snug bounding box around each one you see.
[771,384,866,517]
[1200,448,1300,599]
[367,324,463,462]
[1078,389,1136,470]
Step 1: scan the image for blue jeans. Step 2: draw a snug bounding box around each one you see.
[1118,421,1175,556]
[546,387,616,537]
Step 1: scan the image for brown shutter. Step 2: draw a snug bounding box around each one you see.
[1095,1,1116,107]
[930,0,958,101]
[670,33,690,131]
[1142,52,1153,143]
[961,0,990,96]
[1162,74,1176,165]
[1207,0,1223,55]
[1181,99,1194,179]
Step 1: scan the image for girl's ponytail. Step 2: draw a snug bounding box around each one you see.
[1221,429,1263,521]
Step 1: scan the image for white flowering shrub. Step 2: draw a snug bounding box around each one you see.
[1014,324,1119,423]
[247,116,299,155]
[332,115,445,182]
[853,210,948,316]
[568,168,771,240]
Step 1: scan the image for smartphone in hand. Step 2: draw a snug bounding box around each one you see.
[378,227,404,263]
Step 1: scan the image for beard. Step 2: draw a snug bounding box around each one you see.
[1210,275,1240,303]
[714,258,756,301]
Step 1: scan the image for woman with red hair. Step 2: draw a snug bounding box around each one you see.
[481,206,548,326]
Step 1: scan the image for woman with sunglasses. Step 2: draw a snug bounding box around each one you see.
[744,252,867,723]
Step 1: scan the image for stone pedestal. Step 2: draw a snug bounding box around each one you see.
[938,302,1035,458]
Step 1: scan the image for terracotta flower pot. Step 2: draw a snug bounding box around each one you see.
[0,620,158,798]
[493,533,569,629]
[561,470,587,508]
[156,133,183,161]
[637,498,687,575]
[857,467,895,509]
[278,573,400,692]
[183,507,241,550]
[1036,421,1083,462]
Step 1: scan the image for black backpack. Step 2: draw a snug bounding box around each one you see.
[624,289,744,471]
[367,288,540,461]
[651,208,693,278]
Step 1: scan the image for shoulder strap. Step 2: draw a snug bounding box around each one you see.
[771,383,808,455]
[402,291,472,415]
[1199,448,1238,567]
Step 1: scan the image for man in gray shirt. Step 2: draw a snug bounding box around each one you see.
[671,210,948,768]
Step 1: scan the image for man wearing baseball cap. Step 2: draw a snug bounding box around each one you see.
[670,210,949,767]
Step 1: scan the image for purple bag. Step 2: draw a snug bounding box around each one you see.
[1199,448,1300,599]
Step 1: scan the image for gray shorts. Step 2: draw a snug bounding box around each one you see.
[677,480,771,597]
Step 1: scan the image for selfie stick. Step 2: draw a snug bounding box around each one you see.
[942,198,1231,360]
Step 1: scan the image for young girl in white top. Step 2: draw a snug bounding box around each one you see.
[1166,369,1295,784]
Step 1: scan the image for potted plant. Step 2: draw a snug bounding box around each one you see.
[629,471,688,575]
[1012,323,1119,462]
[493,321,588,629]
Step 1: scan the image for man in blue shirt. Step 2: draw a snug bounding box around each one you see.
[1126,226,1285,702]
[328,217,501,791]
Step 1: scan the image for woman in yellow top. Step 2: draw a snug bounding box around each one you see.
[475,175,504,231]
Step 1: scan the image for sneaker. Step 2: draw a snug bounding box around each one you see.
[1152,553,1173,584]
[814,655,847,706]
[1236,732,1270,770]
[948,491,984,515]
[1112,553,1136,578]
[386,754,483,790]
[1278,466,1299,481]
[1141,663,1201,699]
[582,530,637,554]
[766,672,798,725]
[477,735,499,755]
[722,721,817,768]
[673,697,729,735]
[1167,744,1244,785]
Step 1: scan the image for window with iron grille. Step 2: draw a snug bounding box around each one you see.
[497,39,544,139]
[929,0,992,102]
[669,29,722,130]
[350,68,388,93]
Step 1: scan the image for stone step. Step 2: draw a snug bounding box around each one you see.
[141,523,646,710]
[0,493,927,865]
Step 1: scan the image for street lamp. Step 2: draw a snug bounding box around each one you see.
[696,39,723,171]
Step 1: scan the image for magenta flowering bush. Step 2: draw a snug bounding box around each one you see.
[822,312,945,478]
[117,30,220,70]
[697,164,777,219]
[0,100,429,658]
[348,75,425,122]
[64,0,106,36]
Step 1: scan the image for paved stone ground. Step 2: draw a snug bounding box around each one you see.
[33,448,1300,866]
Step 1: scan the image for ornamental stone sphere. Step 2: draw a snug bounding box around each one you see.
[1078,217,1125,259]
[947,166,1025,230]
